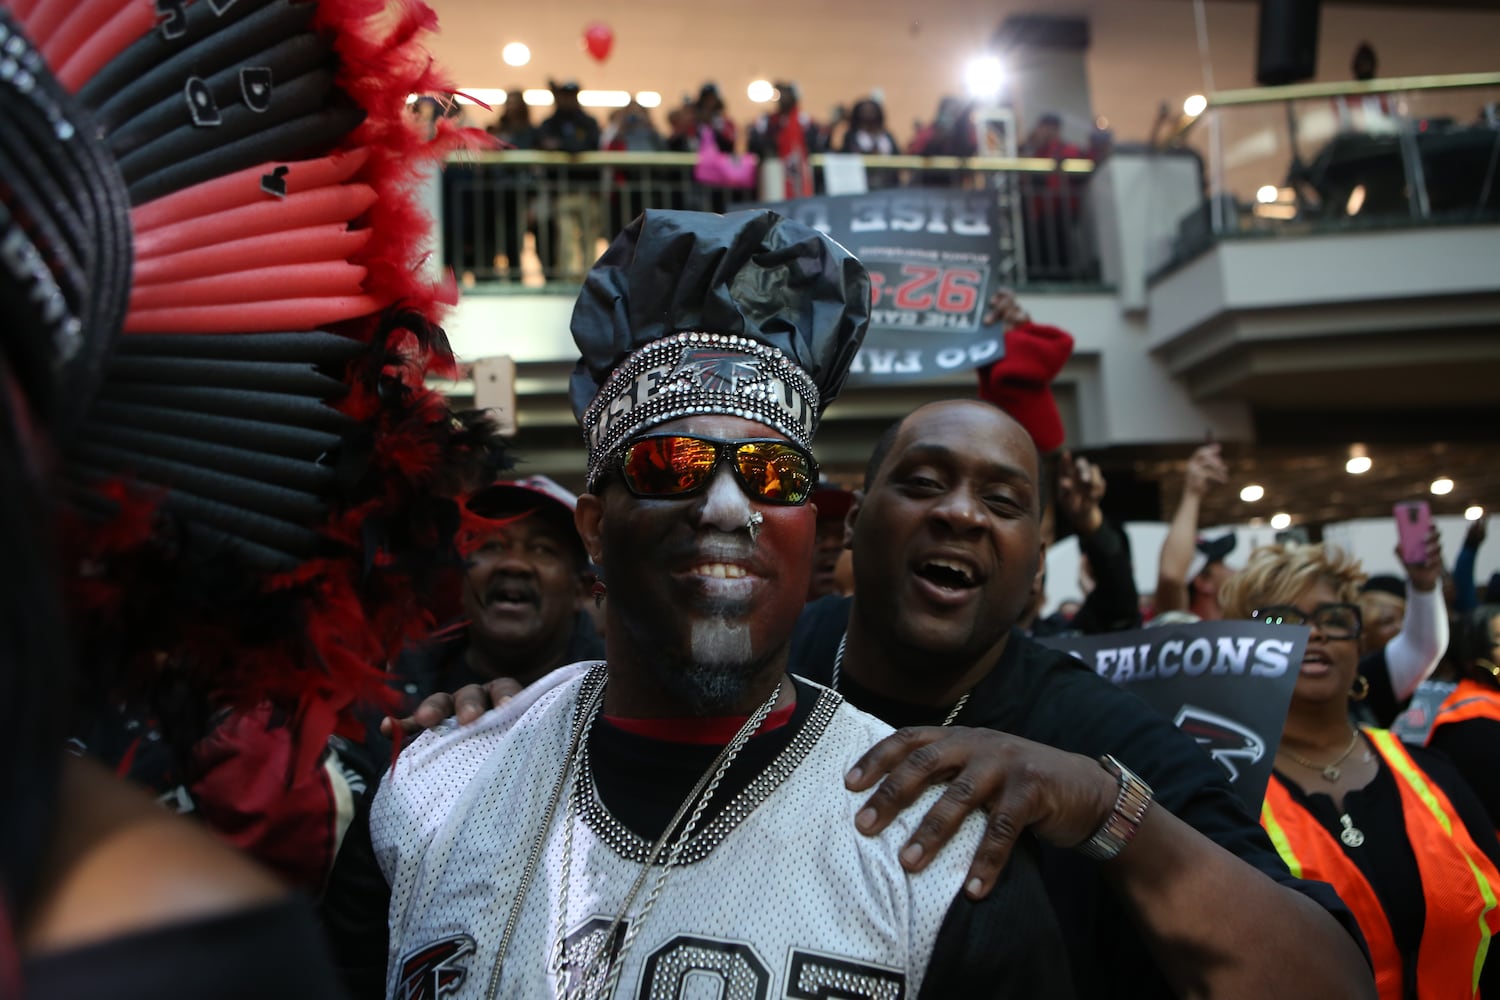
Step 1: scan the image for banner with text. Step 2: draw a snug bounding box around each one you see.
[761,190,1019,383]
[1037,621,1310,808]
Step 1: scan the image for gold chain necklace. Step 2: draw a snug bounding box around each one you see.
[1279,728,1361,782]
[831,633,969,726]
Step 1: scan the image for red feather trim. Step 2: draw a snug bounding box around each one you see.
[44,2,504,787]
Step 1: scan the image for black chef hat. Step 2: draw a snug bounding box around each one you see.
[569,209,869,491]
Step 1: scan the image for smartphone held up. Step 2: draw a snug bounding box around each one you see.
[1393,500,1433,566]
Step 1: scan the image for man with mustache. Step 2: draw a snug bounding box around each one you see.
[391,477,603,715]
[325,210,1076,998]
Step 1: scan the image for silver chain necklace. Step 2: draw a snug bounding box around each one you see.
[488,664,782,999]
[830,632,970,727]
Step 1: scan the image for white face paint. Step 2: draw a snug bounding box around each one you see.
[691,614,753,667]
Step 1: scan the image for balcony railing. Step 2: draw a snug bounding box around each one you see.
[435,151,1099,289]
[1171,72,1500,255]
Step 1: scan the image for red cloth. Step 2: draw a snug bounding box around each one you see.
[776,112,814,199]
[976,320,1075,452]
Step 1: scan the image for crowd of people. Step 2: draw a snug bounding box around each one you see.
[472,79,1074,161]
[6,3,1499,999]
[442,78,1098,282]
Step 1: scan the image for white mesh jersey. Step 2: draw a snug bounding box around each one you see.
[371,662,988,1000]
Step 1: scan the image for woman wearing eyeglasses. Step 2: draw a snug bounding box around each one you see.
[1425,604,1500,826]
[1220,543,1500,1000]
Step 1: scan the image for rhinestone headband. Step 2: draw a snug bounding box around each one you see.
[581,332,820,492]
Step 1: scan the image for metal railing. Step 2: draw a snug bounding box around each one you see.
[436,151,1098,288]
[1172,72,1500,243]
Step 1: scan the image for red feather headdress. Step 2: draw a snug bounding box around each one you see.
[4,0,497,775]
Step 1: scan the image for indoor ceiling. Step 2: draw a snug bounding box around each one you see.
[1125,439,1496,530]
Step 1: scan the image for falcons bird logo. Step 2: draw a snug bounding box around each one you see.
[397,934,476,1000]
[669,350,770,394]
[1174,705,1265,783]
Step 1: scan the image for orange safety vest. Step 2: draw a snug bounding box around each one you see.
[1261,729,1500,1000]
[1429,679,1500,740]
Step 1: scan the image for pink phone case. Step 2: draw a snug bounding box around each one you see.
[1394,501,1432,564]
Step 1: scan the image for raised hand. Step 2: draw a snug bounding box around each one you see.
[1056,450,1106,536]
[1183,443,1227,498]
[1400,526,1444,593]
[981,289,1032,330]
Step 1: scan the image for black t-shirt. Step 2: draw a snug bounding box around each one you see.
[1273,744,1500,1000]
[324,675,1077,999]
[26,896,347,999]
[1429,715,1500,827]
[790,595,1365,999]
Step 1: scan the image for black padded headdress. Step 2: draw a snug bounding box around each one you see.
[0,1,496,769]
[569,209,870,490]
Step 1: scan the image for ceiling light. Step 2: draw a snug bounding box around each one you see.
[1240,484,1265,503]
[1431,477,1455,496]
[964,56,1006,100]
[1345,456,1372,475]
[747,79,775,104]
[522,89,554,107]
[1466,506,1485,521]
[1183,94,1208,117]
[1270,513,1292,530]
[635,91,662,108]
[502,42,531,67]
[1256,185,1279,204]
[578,90,631,109]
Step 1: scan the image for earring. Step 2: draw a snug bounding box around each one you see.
[1349,674,1370,702]
[590,579,607,608]
[746,511,764,541]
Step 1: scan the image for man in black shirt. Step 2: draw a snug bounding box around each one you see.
[791,398,1374,998]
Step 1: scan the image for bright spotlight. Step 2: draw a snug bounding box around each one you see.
[502,42,531,67]
[1183,94,1208,117]
[1345,456,1372,475]
[1256,185,1279,204]
[1240,484,1265,503]
[1270,513,1292,530]
[964,56,1005,100]
[747,79,775,104]
[635,91,662,109]
[1466,506,1485,521]
[1431,477,1455,496]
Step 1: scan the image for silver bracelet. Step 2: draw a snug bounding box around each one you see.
[1077,754,1154,862]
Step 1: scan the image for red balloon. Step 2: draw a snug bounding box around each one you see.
[583,22,613,63]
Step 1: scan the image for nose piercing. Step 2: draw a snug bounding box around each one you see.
[746,511,764,540]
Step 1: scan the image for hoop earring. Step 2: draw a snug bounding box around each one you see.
[1349,674,1370,702]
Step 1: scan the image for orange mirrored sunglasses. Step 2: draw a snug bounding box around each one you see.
[618,434,816,505]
